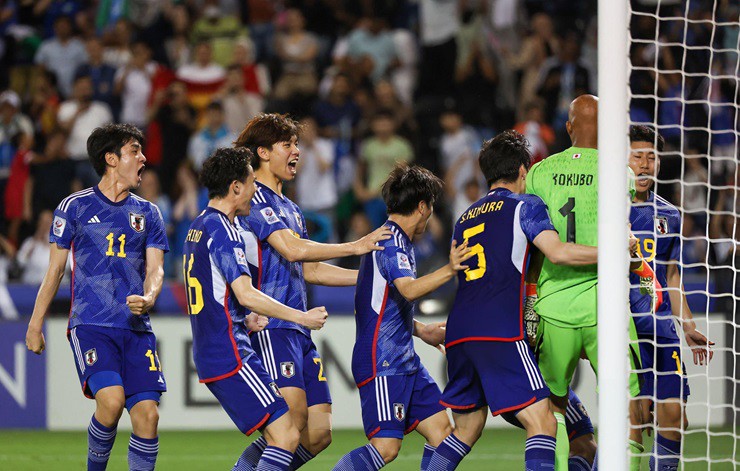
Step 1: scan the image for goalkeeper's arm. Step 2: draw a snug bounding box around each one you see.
[523,249,544,347]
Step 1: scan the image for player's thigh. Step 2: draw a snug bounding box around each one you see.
[654,340,691,402]
[470,340,550,417]
[358,375,415,441]
[304,402,333,451]
[302,336,332,408]
[441,344,487,413]
[514,396,556,436]
[407,366,448,443]
[536,320,581,397]
[206,355,289,436]
[123,330,167,398]
[69,325,124,398]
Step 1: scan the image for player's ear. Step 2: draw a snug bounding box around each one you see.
[565,119,573,136]
[256,146,270,162]
[104,152,118,168]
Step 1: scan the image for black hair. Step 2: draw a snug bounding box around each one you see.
[381,164,444,216]
[234,113,300,171]
[87,124,145,177]
[478,130,532,186]
[206,100,224,111]
[200,147,253,199]
[629,125,665,152]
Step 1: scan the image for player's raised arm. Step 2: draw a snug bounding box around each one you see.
[394,239,472,302]
[127,247,165,315]
[532,231,597,266]
[265,225,391,263]
[26,243,69,354]
[230,275,327,330]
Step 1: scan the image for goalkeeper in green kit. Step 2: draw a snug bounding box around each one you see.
[525,95,642,470]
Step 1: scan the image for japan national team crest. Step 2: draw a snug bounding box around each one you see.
[280,362,295,378]
[572,153,582,159]
[84,348,97,366]
[269,382,283,398]
[655,216,668,235]
[393,403,405,422]
[129,212,145,233]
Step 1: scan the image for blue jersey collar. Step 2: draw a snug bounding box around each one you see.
[94,185,130,206]
[384,219,412,246]
[255,180,285,201]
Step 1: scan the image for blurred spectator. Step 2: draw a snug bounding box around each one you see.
[354,110,413,228]
[273,8,319,101]
[114,41,156,129]
[536,31,592,137]
[75,36,119,117]
[675,151,709,228]
[217,65,264,135]
[679,213,708,272]
[232,38,271,97]
[390,28,417,106]
[4,146,32,246]
[136,168,172,238]
[513,99,555,164]
[244,0,277,62]
[418,0,459,96]
[0,233,18,319]
[341,16,397,84]
[164,4,191,70]
[27,70,61,136]
[657,72,683,147]
[313,73,360,143]
[57,74,113,188]
[451,178,484,222]
[146,80,196,196]
[176,41,226,113]
[438,107,481,201]
[102,18,133,68]
[170,162,207,275]
[28,129,74,217]
[187,101,235,171]
[296,116,336,229]
[339,211,372,269]
[0,90,33,232]
[372,80,417,140]
[504,12,559,115]
[16,210,55,284]
[34,15,88,98]
[95,0,130,33]
[191,1,246,67]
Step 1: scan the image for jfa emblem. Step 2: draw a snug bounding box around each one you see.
[572,153,581,159]
[294,212,303,231]
[280,362,295,378]
[84,348,97,366]
[393,403,405,422]
[655,216,668,235]
[129,212,145,232]
[269,382,283,398]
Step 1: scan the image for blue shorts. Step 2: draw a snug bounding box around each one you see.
[638,337,690,401]
[442,340,550,416]
[68,325,167,401]
[251,328,332,407]
[206,354,289,435]
[358,366,444,439]
[500,388,594,441]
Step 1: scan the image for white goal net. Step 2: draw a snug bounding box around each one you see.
[623,0,739,469]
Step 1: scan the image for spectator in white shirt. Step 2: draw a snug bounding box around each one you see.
[114,41,157,129]
[17,211,66,285]
[296,116,337,215]
[187,101,235,171]
[34,16,88,98]
[57,74,113,188]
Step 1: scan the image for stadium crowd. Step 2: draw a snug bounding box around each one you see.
[0,0,736,297]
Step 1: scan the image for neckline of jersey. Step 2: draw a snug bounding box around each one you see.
[384,219,411,245]
[93,185,130,206]
[487,187,513,196]
[255,180,285,201]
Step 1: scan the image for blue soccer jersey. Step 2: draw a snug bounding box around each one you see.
[352,221,420,387]
[237,181,309,336]
[184,207,259,383]
[629,192,681,340]
[446,189,555,346]
[51,187,169,332]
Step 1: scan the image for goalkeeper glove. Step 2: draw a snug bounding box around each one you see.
[631,259,664,312]
[524,283,539,347]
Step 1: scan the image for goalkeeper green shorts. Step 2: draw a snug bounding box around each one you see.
[535,319,642,398]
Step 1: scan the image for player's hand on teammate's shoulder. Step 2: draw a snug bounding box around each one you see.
[418,321,447,354]
[353,225,393,254]
[245,313,269,332]
[302,306,329,330]
[685,327,714,365]
[25,324,46,354]
[449,239,473,271]
[126,294,154,316]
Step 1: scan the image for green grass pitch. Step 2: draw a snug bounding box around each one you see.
[0,428,736,470]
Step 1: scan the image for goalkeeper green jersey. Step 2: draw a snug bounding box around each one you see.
[526,146,599,327]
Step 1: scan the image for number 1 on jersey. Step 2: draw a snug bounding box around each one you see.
[559,197,576,243]
[462,223,486,281]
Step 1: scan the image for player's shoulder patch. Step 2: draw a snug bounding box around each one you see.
[52,215,67,237]
[397,252,412,271]
[233,247,249,268]
[260,207,280,224]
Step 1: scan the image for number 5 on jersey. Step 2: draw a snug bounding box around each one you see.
[463,223,486,281]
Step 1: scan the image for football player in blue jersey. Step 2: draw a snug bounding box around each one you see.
[185,147,328,471]
[233,113,392,469]
[333,164,472,470]
[427,131,600,471]
[25,124,168,471]
[627,125,713,471]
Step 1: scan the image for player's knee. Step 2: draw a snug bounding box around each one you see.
[96,395,125,423]
[370,439,400,464]
[570,435,597,463]
[308,429,332,454]
[428,421,453,447]
[138,404,160,428]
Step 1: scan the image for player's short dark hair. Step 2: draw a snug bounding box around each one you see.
[234,113,300,170]
[200,147,253,199]
[629,125,665,152]
[382,164,444,216]
[479,130,532,186]
[87,123,145,177]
